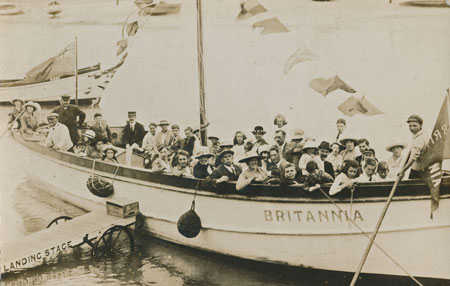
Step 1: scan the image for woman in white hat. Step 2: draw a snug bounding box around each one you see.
[20,101,40,135]
[102,145,119,164]
[236,151,268,191]
[298,140,322,175]
[386,142,408,179]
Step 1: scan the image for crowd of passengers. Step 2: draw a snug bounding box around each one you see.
[8,95,428,195]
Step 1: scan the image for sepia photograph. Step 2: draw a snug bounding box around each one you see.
[0,0,449,285]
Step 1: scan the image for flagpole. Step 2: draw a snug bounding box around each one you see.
[349,175,404,286]
[196,0,207,146]
[349,154,409,286]
[75,36,79,106]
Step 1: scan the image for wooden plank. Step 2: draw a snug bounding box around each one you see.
[1,211,135,274]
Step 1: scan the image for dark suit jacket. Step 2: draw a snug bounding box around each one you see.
[201,164,242,188]
[183,136,196,156]
[193,163,213,179]
[324,160,335,179]
[123,121,146,146]
[52,105,86,144]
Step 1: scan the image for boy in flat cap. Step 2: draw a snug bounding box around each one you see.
[51,95,86,145]
[398,114,428,179]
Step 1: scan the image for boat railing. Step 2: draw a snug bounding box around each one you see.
[13,131,450,201]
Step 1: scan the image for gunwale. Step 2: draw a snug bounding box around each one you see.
[12,131,450,204]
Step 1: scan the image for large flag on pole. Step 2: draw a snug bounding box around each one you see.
[417,91,450,217]
[23,42,76,83]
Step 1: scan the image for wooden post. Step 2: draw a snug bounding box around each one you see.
[196,0,207,146]
[75,37,79,106]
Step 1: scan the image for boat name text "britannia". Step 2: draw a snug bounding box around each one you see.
[264,210,363,223]
[2,240,72,273]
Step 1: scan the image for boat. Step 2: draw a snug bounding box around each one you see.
[4,0,450,284]
[0,2,23,16]
[5,130,450,284]
[0,64,106,105]
[47,0,62,18]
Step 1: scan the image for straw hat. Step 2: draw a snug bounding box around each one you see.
[218,149,234,158]
[23,101,40,111]
[291,129,305,140]
[219,141,233,148]
[195,146,214,159]
[386,142,408,152]
[103,145,118,154]
[302,140,318,151]
[158,120,170,126]
[339,136,358,145]
[84,130,96,139]
[11,98,24,105]
[238,151,260,163]
[47,113,59,119]
[257,144,270,155]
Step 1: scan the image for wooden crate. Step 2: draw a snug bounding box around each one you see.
[106,198,139,218]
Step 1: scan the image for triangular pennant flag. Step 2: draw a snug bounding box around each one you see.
[237,0,267,20]
[309,75,356,96]
[116,39,128,56]
[338,96,383,116]
[417,93,450,216]
[283,47,318,74]
[253,17,289,35]
[126,21,139,37]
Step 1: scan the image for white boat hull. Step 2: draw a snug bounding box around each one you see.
[0,68,106,104]
[8,133,450,281]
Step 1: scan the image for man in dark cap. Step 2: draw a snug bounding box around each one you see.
[398,114,428,179]
[318,141,335,178]
[52,95,86,145]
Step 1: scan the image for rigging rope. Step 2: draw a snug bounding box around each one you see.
[317,187,424,286]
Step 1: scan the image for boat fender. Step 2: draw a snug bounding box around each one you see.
[177,201,201,238]
[86,175,114,197]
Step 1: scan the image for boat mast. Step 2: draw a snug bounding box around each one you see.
[196,0,207,146]
[75,36,79,106]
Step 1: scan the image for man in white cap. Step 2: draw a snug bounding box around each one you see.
[398,114,428,179]
[52,95,85,145]
[45,113,73,151]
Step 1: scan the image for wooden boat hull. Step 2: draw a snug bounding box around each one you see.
[0,65,103,105]
[7,132,450,281]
